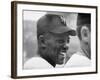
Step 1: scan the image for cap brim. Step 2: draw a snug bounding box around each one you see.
[50,26,76,36]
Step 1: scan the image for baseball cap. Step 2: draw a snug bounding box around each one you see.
[37,14,76,37]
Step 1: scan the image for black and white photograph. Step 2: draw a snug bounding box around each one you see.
[11,1,97,78]
[23,11,90,69]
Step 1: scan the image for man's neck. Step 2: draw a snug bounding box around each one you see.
[80,42,91,59]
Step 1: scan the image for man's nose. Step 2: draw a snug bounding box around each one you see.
[63,44,69,50]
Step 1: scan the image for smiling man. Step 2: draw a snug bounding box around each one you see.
[24,14,76,69]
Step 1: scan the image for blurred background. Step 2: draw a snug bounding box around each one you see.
[23,10,80,65]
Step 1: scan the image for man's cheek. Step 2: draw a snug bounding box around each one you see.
[50,46,57,58]
[48,43,58,57]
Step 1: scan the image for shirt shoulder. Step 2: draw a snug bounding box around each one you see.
[24,57,53,69]
[64,52,91,67]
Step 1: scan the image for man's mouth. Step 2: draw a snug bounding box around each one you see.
[57,46,68,61]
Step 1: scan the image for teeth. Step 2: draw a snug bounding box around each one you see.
[60,52,65,57]
[60,52,66,64]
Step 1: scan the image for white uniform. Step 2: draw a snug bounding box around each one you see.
[64,52,91,67]
[24,57,53,69]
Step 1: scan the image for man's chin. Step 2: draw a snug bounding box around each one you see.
[56,60,64,65]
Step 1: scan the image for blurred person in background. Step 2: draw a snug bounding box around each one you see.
[64,13,91,67]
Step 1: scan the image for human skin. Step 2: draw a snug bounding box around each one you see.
[38,32,70,67]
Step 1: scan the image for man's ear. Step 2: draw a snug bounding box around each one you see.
[81,26,90,43]
[38,35,47,48]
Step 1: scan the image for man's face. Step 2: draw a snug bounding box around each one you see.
[45,32,70,65]
[80,25,91,59]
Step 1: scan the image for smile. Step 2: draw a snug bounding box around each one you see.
[57,46,68,60]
